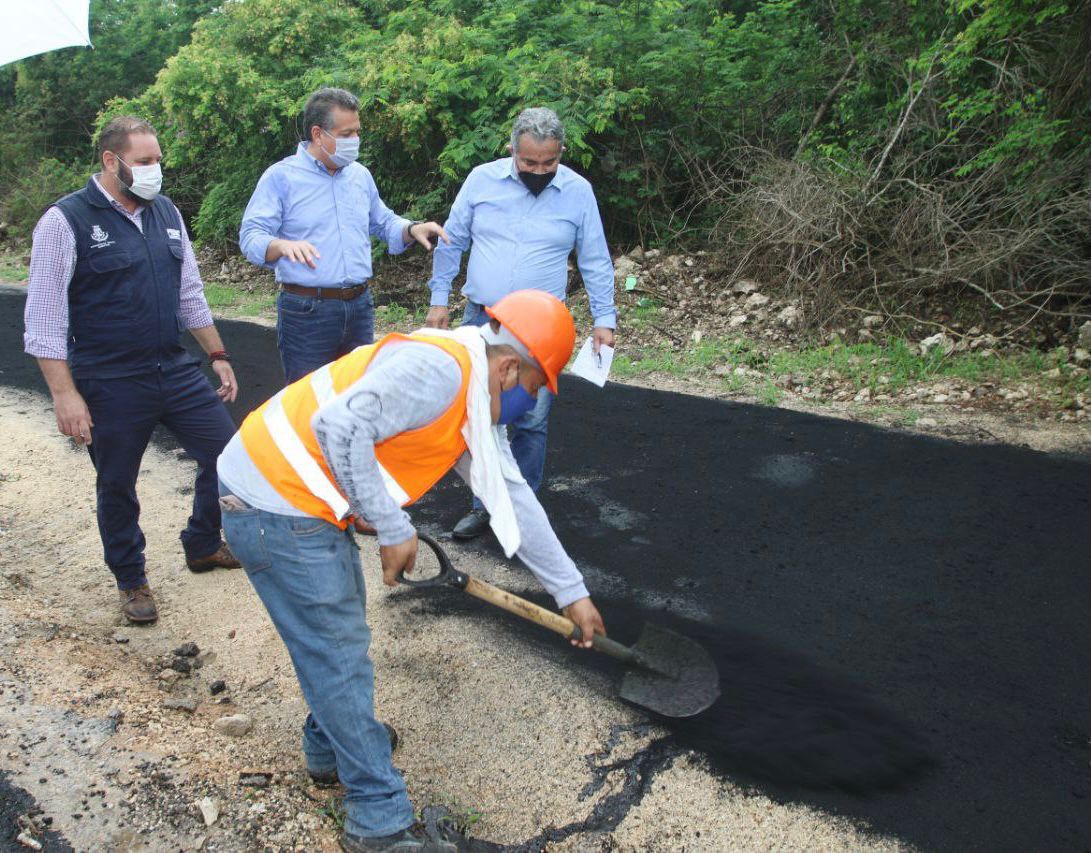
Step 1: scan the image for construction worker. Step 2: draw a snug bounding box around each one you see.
[216,290,606,852]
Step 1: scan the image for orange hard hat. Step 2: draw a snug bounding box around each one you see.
[485,290,576,394]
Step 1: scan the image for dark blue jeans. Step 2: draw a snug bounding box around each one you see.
[277,288,375,384]
[75,364,236,590]
[461,301,554,510]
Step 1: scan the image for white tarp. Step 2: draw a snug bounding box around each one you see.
[0,0,91,68]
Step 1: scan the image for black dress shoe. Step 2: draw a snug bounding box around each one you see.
[452,509,490,540]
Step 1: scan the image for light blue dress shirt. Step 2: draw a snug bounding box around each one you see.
[239,143,412,287]
[427,158,616,328]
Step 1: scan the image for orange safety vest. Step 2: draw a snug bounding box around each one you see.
[238,333,473,528]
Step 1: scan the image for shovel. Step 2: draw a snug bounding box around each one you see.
[398,533,720,718]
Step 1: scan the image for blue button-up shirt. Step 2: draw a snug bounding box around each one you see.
[239,143,412,286]
[427,158,616,328]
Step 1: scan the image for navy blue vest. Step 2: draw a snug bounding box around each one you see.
[55,178,196,379]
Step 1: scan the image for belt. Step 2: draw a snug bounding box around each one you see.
[280,282,369,300]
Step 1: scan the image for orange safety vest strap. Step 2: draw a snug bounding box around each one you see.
[239,334,472,526]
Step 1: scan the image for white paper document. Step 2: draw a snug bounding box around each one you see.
[569,337,614,387]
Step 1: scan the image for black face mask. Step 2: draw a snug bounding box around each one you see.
[519,170,555,197]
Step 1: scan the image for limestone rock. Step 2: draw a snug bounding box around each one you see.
[1078,321,1091,351]
[613,256,640,285]
[777,305,801,327]
[198,797,220,826]
[919,333,954,356]
[214,714,253,737]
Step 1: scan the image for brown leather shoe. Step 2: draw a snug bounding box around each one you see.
[119,584,158,624]
[186,542,241,573]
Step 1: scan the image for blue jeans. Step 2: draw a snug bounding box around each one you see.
[218,486,414,838]
[460,301,553,511]
[76,364,235,590]
[277,288,375,384]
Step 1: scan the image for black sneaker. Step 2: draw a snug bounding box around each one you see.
[340,825,456,852]
[308,722,400,786]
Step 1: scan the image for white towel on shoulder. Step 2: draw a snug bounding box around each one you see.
[410,327,524,556]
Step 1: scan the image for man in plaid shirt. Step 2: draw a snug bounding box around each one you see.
[23,116,241,625]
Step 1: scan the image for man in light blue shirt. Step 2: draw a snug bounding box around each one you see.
[424,107,617,539]
[240,87,447,383]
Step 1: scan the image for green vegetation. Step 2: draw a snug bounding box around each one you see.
[614,335,1089,405]
[316,795,347,830]
[201,283,276,318]
[0,0,1085,330]
[433,795,484,835]
[0,0,214,232]
[375,303,411,325]
[0,249,28,283]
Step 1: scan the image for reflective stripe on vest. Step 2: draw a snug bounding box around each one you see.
[306,365,411,506]
[239,334,472,527]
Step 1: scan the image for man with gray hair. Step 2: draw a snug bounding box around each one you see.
[241,87,448,384]
[425,107,617,540]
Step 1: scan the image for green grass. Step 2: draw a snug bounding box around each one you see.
[316,796,346,829]
[613,334,1088,409]
[0,250,28,282]
[629,297,662,329]
[756,380,782,407]
[376,302,411,325]
[432,795,485,835]
[766,337,1087,396]
[203,282,276,317]
[373,301,431,329]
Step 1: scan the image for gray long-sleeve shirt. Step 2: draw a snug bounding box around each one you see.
[217,339,589,608]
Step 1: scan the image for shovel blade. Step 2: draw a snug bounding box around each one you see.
[620,624,720,718]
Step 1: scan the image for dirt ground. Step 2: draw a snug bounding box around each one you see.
[2,272,1087,851]
[0,384,911,851]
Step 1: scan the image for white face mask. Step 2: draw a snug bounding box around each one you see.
[115,154,163,201]
[322,129,360,168]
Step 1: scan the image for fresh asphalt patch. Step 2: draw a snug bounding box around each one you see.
[0,772,73,852]
[2,291,1089,852]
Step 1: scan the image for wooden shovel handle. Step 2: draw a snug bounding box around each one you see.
[464,576,575,638]
[463,576,638,665]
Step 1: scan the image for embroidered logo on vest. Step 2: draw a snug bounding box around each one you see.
[90,225,109,243]
[166,228,181,240]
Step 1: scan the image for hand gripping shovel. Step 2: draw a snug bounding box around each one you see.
[399,534,720,718]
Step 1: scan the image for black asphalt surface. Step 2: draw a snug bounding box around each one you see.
[3,289,1089,853]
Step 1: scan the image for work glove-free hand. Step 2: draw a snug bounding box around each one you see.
[380,532,418,587]
[563,597,606,649]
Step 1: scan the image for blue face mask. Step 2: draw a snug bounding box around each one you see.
[322,130,360,168]
[498,382,537,424]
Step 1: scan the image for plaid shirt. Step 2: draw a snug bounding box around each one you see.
[23,175,214,360]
